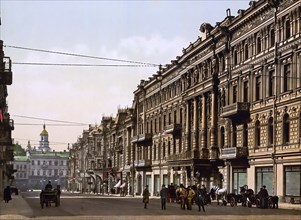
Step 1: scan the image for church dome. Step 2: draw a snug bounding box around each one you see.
[40,124,48,135]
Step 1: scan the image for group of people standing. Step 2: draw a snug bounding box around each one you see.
[142,184,207,212]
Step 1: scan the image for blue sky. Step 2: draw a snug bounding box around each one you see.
[1,0,250,151]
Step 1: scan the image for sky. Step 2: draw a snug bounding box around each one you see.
[1,0,250,151]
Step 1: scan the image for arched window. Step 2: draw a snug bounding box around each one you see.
[220,126,225,148]
[283,114,290,144]
[268,117,274,146]
[243,124,248,147]
[255,120,261,147]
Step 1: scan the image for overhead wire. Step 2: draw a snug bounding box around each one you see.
[12,62,155,67]
[12,114,88,125]
[4,44,159,67]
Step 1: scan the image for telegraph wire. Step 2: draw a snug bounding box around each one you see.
[12,115,88,125]
[12,62,155,67]
[15,123,88,126]
[4,44,159,67]
[14,137,70,146]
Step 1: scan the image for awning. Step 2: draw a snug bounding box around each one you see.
[114,180,121,188]
[120,182,126,188]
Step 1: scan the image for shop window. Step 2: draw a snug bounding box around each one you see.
[256,167,273,193]
[285,166,301,196]
[233,168,247,194]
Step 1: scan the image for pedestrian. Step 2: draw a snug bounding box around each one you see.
[187,186,195,210]
[197,184,206,212]
[160,184,167,210]
[3,186,12,203]
[261,185,269,208]
[142,185,150,209]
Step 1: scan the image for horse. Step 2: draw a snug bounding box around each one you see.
[210,185,227,205]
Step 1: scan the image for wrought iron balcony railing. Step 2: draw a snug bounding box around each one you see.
[220,147,248,159]
[220,102,250,119]
[131,133,152,144]
[164,123,182,135]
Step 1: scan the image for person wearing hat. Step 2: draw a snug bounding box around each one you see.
[197,184,206,212]
[142,185,150,209]
[160,184,167,210]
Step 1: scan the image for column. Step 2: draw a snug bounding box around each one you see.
[185,101,190,151]
[200,94,208,158]
[210,91,218,159]
[193,97,198,154]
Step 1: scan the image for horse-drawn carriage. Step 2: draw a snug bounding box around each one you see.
[40,189,60,208]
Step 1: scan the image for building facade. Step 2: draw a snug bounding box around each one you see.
[69,0,301,202]
[13,125,69,190]
[0,40,14,198]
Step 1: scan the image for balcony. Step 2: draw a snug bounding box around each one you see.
[164,123,182,135]
[220,147,248,159]
[220,102,250,120]
[0,119,14,130]
[131,133,152,144]
[0,57,12,85]
[166,151,193,161]
[134,159,151,167]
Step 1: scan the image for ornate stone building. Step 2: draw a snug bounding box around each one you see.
[70,0,301,202]
[0,40,14,198]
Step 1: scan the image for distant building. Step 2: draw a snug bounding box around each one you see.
[13,125,69,190]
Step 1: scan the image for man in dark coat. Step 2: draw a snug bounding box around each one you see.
[197,185,206,212]
[3,186,12,203]
[160,184,167,210]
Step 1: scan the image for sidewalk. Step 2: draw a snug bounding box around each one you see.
[0,193,300,220]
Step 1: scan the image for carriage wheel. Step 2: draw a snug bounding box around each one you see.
[230,197,236,207]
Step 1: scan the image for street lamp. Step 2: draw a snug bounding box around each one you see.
[156,65,163,188]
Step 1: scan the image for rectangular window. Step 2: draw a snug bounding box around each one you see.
[255,76,261,101]
[283,64,290,92]
[243,81,248,102]
[256,167,273,194]
[163,174,169,186]
[154,175,160,195]
[146,175,152,193]
[233,168,247,194]
[285,166,301,196]
[268,70,275,97]
[233,85,237,103]
[37,160,40,165]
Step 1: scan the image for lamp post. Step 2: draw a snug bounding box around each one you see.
[156,65,163,188]
[269,0,280,196]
